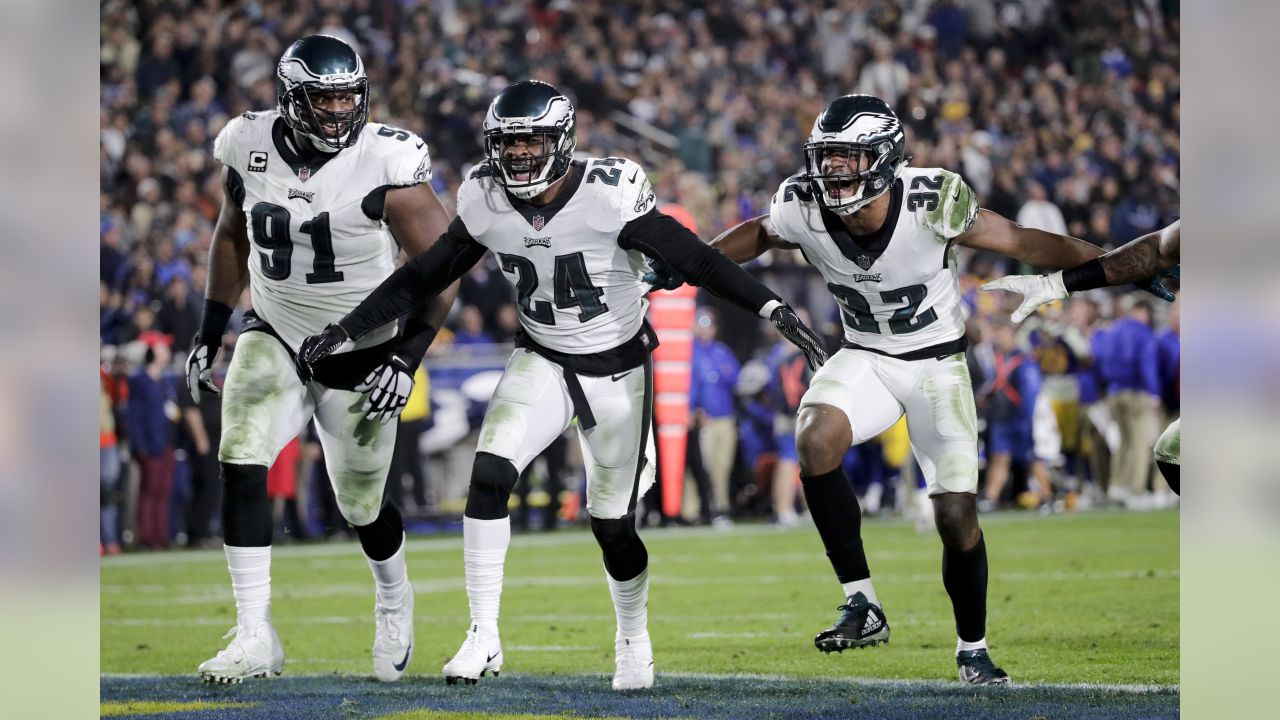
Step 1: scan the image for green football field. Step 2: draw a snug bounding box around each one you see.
[101,509,1179,719]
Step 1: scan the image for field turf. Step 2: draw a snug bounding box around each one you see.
[101,509,1179,719]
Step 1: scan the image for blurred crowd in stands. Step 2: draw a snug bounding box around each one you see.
[100,0,1179,551]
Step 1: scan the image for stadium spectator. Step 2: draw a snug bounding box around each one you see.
[178,366,221,547]
[1094,299,1161,509]
[979,318,1054,510]
[126,339,178,549]
[387,367,433,515]
[100,358,125,555]
[689,308,740,526]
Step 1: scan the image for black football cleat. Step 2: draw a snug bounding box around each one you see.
[957,648,1010,685]
[814,592,890,653]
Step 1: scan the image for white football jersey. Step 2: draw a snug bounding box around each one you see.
[212,110,433,353]
[454,156,657,354]
[770,166,980,355]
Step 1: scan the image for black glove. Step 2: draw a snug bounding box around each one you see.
[186,300,233,402]
[185,334,220,402]
[642,256,686,291]
[356,352,415,424]
[296,323,349,383]
[1137,264,1179,302]
[770,305,828,371]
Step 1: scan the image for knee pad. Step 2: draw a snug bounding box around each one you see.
[590,514,648,581]
[354,500,405,561]
[221,463,271,547]
[465,452,519,520]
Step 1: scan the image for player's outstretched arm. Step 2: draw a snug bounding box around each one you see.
[620,209,827,369]
[187,165,251,402]
[709,214,799,262]
[296,218,487,379]
[981,220,1180,322]
[956,209,1104,269]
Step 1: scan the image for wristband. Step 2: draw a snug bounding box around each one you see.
[198,299,234,345]
[1061,258,1107,293]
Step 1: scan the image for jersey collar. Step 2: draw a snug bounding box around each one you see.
[504,160,586,230]
[272,118,341,182]
[817,178,903,270]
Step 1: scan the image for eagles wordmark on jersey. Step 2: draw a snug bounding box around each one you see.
[212,109,433,353]
[770,166,980,356]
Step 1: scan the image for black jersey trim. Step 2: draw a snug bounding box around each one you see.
[272,118,340,181]
[361,184,396,221]
[225,167,246,206]
[817,178,903,269]
[505,160,586,230]
[840,334,967,361]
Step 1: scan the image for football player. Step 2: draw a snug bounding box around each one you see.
[296,80,827,691]
[184,35,455,683]
[982,220,1180,493]
[708,95,1120,684]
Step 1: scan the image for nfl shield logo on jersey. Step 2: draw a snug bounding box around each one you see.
[297,166,311,182]
[855,254,874,270]
[532,214,545,231]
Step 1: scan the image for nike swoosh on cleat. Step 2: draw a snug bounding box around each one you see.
[394,645,412,672]
[486,652,500,664]
[611,371,632,382]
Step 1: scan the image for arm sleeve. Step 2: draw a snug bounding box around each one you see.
[618,209,781,316]
[341,216,486,339]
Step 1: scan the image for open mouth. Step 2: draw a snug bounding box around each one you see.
[507,160,538,182]
[827,177,860,198]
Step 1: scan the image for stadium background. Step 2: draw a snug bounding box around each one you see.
[99,0,1179,547]
[100,0,1179,548]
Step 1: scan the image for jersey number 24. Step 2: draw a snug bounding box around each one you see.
[498,252,607,325]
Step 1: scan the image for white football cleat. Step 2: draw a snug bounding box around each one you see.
[372,584,414,682]
[612,632,654,690]
[198,621,285,684]
[442,624,502,685]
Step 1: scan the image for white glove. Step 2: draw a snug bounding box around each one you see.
[355,354,415,425]
[185,338,220,402]
[981,271,1069,323]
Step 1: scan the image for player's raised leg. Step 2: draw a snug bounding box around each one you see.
[313,387,411,682]
[797,349,901,653]
[898,353,1008,685]
[444,351,574,684]
[578,358,657,690]
[199,331,307,683]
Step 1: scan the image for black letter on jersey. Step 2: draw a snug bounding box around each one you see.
[783,182,813,203]
[499,253,555,325]
[249,203,343,284]
[554,252,608,322]
[251,203,294,280]
[906,175,943,212]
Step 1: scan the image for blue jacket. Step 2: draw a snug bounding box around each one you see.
[690,339,740,418]
[126,369,176,456]
[987,350,1041,424]
[1095,317,1160,396]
